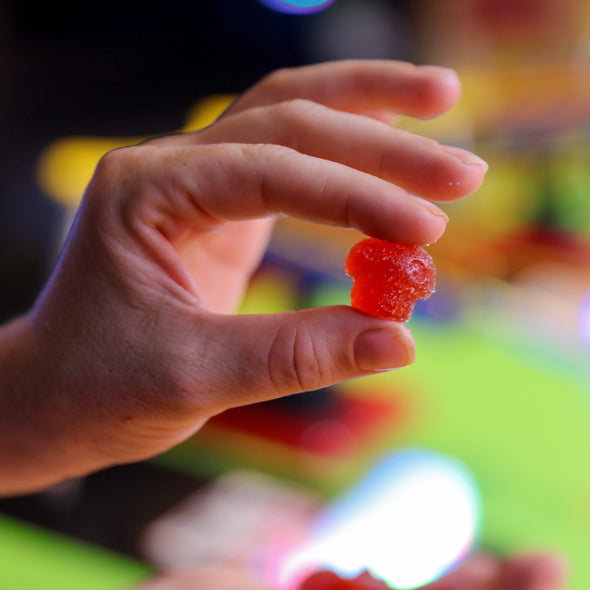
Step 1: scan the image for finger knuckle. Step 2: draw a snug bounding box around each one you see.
[267,319,325,394]
[94,145,134,180]
[258,66,295,92]
[246,142,298,170]
[90,146,146,204]
[275,97,321,119]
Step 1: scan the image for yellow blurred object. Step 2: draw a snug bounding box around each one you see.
[182,94,234,131]
[237,267,299,315]
[36,95,235,208]
[399,60,590,142]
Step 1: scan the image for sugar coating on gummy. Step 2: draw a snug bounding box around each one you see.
[345,237,436,322]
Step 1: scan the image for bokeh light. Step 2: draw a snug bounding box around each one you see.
[257,0,337,16]
[277,448,481,589]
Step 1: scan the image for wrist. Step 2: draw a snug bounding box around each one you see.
[0,313,104,495]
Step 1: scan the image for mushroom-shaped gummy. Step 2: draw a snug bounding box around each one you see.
[345,238,436,322]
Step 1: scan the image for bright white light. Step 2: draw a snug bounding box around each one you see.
[278,449,481,589]
[257,0,337,16]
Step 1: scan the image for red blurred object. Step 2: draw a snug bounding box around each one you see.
[299,570,389,590]
[210,392,404,458]
[473,0,543,25]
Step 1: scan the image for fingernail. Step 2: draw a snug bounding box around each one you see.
[354,326,415,372]
[442,145,489,173]
[418,65,459,81]
[414,196,449,222]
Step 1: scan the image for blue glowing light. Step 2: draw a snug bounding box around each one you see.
[257,0,337,16]
[277,448,482,589]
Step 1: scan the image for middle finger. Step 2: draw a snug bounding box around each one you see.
[170,100,488,202]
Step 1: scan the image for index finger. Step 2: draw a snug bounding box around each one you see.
[225,60,462,120]
[90,142,448,247]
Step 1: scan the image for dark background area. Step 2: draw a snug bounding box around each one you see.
[0,0,302,320]
[1,0,414,321]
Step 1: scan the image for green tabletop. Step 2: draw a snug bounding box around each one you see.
[0,513,151,590]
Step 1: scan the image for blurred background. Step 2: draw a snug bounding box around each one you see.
[1,0,590,589]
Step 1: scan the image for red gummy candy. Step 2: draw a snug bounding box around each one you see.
[345,238,436,322]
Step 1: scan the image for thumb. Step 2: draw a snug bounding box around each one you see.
[183,306,415,413]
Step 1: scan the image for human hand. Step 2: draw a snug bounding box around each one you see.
[4,60,487,492]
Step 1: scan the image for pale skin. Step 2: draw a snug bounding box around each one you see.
[0,60,566,589]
